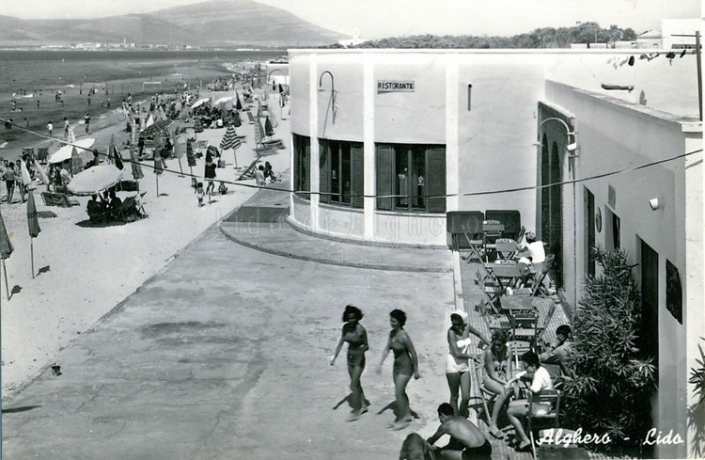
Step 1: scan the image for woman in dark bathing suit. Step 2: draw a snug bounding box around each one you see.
[330,305,369,421]
[377,309,420,430]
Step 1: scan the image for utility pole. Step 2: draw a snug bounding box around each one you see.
[672,32,702,121]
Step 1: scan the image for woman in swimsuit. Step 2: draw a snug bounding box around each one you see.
[446,311,489,418]
[483,329,513,439]
[377,309,420,430]
[330,305,369,421]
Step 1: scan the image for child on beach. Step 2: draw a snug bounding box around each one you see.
[195,182,205,207]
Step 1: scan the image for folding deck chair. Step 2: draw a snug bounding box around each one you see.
[41,191,80,208]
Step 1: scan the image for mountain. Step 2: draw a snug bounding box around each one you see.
[0,0,345,47]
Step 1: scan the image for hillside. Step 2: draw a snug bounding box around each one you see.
[0,0,345,47]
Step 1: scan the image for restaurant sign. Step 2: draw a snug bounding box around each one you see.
[377,80,415,93]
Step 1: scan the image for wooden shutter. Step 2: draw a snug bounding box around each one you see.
[319,140,330,204]
[351,143,364,208]
[376,144,393,210]
[302,137,310,200]
[425,146,446,213]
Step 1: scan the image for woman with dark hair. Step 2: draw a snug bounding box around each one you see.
[377,309,420,430]
[330,305,369,421]
[446,311,489,418]
[204,153,217,199]
[483,329,512,439]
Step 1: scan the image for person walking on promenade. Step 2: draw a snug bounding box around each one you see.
[3,162,16,204]
[377,309,420,430]
[330,305,370,422]
[195,182,205,207]
[63,117,69,139]
[445,311,489,418]
[204,154,216,202]
[47,121,53,138]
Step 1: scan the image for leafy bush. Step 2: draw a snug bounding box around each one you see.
[562,246,656,448]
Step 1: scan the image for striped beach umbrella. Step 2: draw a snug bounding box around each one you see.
[254,119,265,147]
[220,125,242,168]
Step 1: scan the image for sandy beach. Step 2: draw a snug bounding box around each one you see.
[1,87,291,397]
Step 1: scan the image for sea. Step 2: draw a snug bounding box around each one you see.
[0,49,285,95]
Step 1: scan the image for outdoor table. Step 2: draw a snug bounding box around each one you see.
[488,262,523,291]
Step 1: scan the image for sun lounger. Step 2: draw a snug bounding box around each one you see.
[41,191,80,208]
[114,195,147,223]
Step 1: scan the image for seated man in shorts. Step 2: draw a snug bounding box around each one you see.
[426,403,492,459]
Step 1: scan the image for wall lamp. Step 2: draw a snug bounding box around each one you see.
[318,70,337,124]
[649,198,661,211]
[539,117,578,158]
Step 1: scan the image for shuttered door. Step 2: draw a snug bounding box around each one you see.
[351,143,364,208]
[319,140,330,204]
[426,146,446,213]
[376,144,393,210]
[302,137,311,200]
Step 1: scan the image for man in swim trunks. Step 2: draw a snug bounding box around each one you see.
[427,403,492,460]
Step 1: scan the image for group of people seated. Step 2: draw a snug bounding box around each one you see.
[422,308,573,459]
[86,190,140,223]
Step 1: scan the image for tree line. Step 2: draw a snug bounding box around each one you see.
[322,22,638,49]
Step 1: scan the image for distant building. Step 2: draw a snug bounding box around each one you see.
[661,18,701,49]
[338,29,366,48]
[637,30,662,48]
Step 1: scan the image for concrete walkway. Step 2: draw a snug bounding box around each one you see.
[2,185,459,460]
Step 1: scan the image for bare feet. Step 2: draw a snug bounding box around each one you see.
[489,426,504,439]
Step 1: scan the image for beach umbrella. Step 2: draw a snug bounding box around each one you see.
[48,137,96,164]
[67,165,123,195]
[268,109,278,129]
[220,125,242,168]
[145,114,155,129]
[190,97,210,109]
[158,105,168,122]
[26,190,40,279]
[214,96,233,107]
[70,147,83,175]
[235,92,243,111]
[0,208,13,301]
[20,160,32,187]
[32,158,50,187]
[254,119,265,147]
[264,116,275,137]
[232,111,242,128]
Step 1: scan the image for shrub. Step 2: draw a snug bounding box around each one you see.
[562,246,656,449]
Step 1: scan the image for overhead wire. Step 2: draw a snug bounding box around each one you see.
[0,116,701,200]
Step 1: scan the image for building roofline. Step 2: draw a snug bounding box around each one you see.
[287,48,685,56]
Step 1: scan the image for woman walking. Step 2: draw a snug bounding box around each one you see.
[446,311,489,418]
[204,153,216,201]
[377,309,420,430]
[330,305,369,421]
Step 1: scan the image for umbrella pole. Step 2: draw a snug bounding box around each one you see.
[178,158,184,177]
[30,239,35,279]
[156,173,159,198]
[2,259,9,301]
[233,149,238,169]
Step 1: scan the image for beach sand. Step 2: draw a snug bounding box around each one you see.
[1,88,292,397]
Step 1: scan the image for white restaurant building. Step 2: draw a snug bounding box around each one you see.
[286,49,702,458]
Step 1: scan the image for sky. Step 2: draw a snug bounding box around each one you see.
[0,0,700,38]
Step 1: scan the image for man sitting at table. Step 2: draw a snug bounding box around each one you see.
[539,325,573,378]
[504,351,553,452]
[516,231,551,293]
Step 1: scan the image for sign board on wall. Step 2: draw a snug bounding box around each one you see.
[377,80,415,93]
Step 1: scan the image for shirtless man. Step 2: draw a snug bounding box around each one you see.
[427,403,492,459]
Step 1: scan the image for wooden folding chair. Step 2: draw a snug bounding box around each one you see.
[527,390,562,459]
[494,238,518,260]
[482,220,504,262]
[472,351,496,427]
[531,254,555,297]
